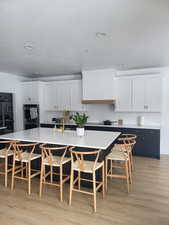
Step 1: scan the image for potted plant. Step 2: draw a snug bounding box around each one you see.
[72,112,88,136]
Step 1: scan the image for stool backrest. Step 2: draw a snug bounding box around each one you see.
[118,134,137,150]
[69,147,101,171]
[0,140,16,151]
[13,142,38,161]
[114,140,136,153]
[40,144,69,165]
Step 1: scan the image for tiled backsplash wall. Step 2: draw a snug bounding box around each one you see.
[43,104,161,126]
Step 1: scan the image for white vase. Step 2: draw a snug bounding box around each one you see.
[76,127,85,136]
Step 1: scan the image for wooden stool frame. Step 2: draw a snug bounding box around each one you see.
[118,134,137,171]
[106,142,133,193]
[39,144,70,202]
[0,140,16,187]
[69,148,104,212]
[11,142,41,195]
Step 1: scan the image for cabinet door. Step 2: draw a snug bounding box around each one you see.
[115,78,132,112]
[144,76,162,112]
[70,80,84,111]
[82,69,114,100]
[45,82,72,111]
[132,78,145,112]
[45,83,58,111]
[58,83,71,111]
[22,82,39,104]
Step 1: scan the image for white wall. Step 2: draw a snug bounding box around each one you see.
[160,69,169,154]
[0,72,23,131]
[43,102,161,126]
[84,104,161,125]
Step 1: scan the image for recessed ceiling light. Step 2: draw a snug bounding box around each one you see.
[24,42,34,50]
[116,64,126,69]
[84,49,89,53]
[95,32,107,38]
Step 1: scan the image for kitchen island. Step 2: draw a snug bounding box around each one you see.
[41,123,161,159]
[0,128,120,187]
[0,127,120,150]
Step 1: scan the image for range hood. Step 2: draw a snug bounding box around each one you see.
[81,99,115,104]
[82,69,116,105]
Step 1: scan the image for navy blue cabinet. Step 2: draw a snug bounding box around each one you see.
[40,123,160,159]
[85,126,160,159]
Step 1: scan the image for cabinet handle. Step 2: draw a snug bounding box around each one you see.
[144,105,148,109]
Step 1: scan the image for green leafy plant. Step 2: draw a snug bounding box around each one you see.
[72,112,88,128]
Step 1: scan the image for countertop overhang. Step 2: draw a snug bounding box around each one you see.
[0,128,121,150]
[41,122,161,130]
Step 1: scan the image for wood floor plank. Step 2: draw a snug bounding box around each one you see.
[0,156,169,225]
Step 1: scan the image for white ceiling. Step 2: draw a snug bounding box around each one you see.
[0,0,169,77]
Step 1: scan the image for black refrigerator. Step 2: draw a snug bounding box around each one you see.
[0,93,14,134]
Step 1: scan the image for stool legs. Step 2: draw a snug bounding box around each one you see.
[50,166,53,183]
[128,158,132,185]
[78,171,81,190]
[105,159,108,192]
[28,161,31,195]
[11,155,15,191]
[102,163,105,199]
[106,158,132,193]
[5,156,8,188]
[129,152,134,171]
[69,166,74,206]
[39,163,44,198]
[125,160,130,193]
[60,166,63,202]
[93,171,96,212]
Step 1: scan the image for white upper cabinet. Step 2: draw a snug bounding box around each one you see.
[22,81,41,104]
[132,76,162,112]
[70,80,85,111]
[115,78,132,112]
[144,76,162,112]
[82,69,115,100]
[132,78,145,112]
[22,81,45,123]
[115,75,162,112]
[45,82,59,111]
[44,80,84,111]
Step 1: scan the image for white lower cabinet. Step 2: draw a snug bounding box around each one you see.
[115,75,162,112]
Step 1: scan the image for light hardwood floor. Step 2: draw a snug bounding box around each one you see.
[0,156,169,225]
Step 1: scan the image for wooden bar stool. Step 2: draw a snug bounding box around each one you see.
[0,140,15,187]
[11,142,41,195]
[105,143,133,193]
[69,148,104,212]
[118,134,137,171]
[39,144,70,202]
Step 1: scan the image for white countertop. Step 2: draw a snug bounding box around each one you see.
[85,123,161,130]
[0,128,121,150]
[42,122,161,130]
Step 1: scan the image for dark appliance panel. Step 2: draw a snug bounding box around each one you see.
[0,93,14,134]
[23,104,40,130]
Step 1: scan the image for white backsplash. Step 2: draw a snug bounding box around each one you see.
[43,104,161,126]
[85,105,161,125]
